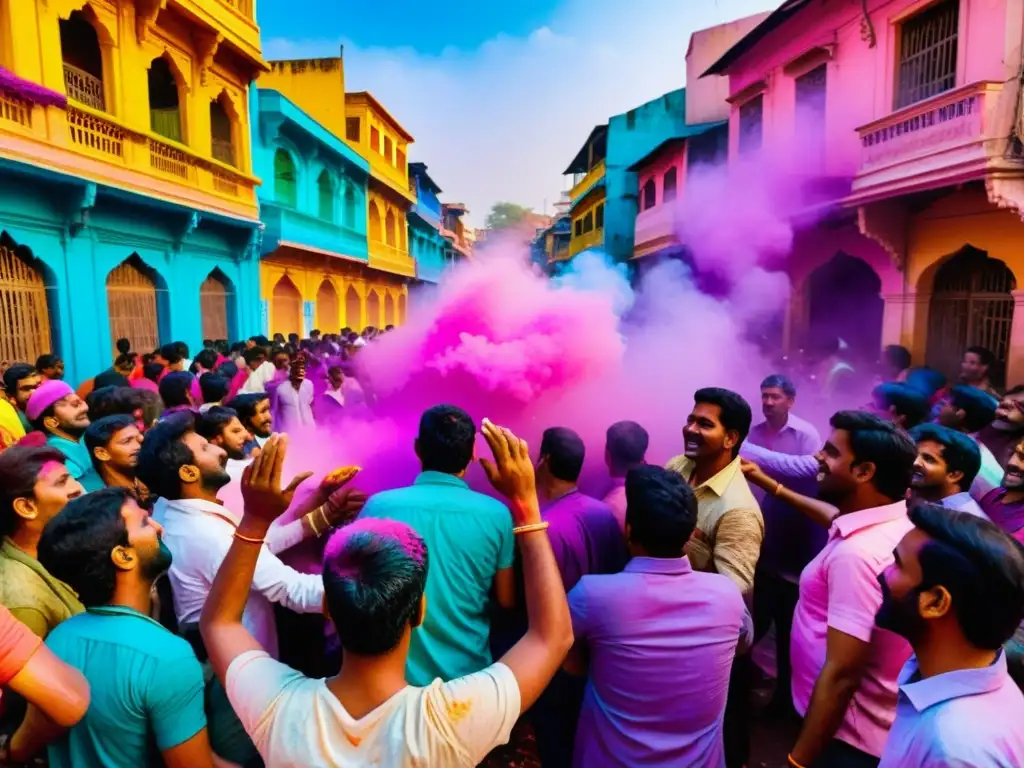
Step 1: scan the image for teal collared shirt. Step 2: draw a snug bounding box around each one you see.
[360,471,515,685]
[45,434,105,492]
[45,605,207,768]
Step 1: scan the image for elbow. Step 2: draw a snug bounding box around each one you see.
[56,671,91,728]
[823,662,865,700]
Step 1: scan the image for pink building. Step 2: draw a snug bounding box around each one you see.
[705,0,1024,384]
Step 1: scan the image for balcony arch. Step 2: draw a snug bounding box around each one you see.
[272,274,302,338]
[804,252,883,364]
[663,167,678,203]
[148,54,184,144]
[345,284,361,328]
[642,178,656,210]
[317,169,334,222]
[200,268,235,342]
[210,90,238,167]
[59,6,111,111]
[385,209,397,246]
[0,231,57,365]
[368,200,382,241]
[343,183,357,228]
[317,278,339,331]
[273,148,298,208]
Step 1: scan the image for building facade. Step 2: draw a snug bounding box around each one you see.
[408,162,448,284]
[0,0,266,384]
[707,0,1024,382]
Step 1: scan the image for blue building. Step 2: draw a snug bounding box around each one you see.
[408,162,449,284]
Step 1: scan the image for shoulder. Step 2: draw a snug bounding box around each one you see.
[665,454,691,475]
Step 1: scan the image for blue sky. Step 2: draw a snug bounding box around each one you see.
[257,0,780,226]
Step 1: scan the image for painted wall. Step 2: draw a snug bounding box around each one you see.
[409,166,448,283]
[260,57,347,138]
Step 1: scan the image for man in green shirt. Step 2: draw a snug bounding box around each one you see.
[0,444,85,638]
[35,487,218,768]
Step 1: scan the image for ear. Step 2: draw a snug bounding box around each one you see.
[412,594,427,628]
[43,416,60,432]
[852,460,877,484]
[947,469,965,487]
[918,585,952,621]
[178,464,200,484]
[12,497,38,522]
[110,545,136,573]
[94,447,111,463]
[723,429,740,453]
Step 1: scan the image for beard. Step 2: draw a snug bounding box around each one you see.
[142,538,174,581]
[201,466,232,493]
[875,574,925,642]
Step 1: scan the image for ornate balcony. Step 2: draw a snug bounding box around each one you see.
[569,226,604,257]
[62,64,105,112]
[633,204,679,259]
[569,160,606,203]
[369,240,416,277]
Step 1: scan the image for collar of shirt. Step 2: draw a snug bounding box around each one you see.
[87,604,167,631]
[831,500,908,539]
[413,470,469,490]
[940,491,975,510]
[692,455,744,498]
[898,651,1010,712]
[157,496,240,527]
[543,488,579,510]
[46,434,90,466]
[623,555,693,576]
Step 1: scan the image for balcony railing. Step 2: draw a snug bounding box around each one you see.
[0,93,31,129]
[62,64,105,111]
[569,226,604,257]
[850,81,1009,203]
[211,138,235,166]
[149,137,196,181]
[569,160,606,202]
[369,239,415,276]
[68,105,125,160]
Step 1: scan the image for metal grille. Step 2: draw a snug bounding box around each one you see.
[271,276,302,337]
[200,273,231,341]
[796,64,827,166]
[926,248,1015,378]
[739,95,764,154]
[63,63,105,110]
[107,259,160,354]
[0,242,52,366]
[896,0,959,109]
[316,280,339,331]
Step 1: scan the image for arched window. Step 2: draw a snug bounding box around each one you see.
[343,184,357,228]
[385,209,397,246]
[0,233,53,365]
[345,285,361,328]
[397,293,407,325]
[384,292,395,325]
[59,10,105,111]
[642,178,656,210]
[317,279,339,330]
[274,150,297,208]
[210,96,235,166]
[368,201,382,241]
[663,167,678,203]
[148,57,182,143]
[365,289,381,327]
[107,255,162,354]
[317,170,333,221]
[200,269,232,341]
[583,212,593,233]
[272,275,302,338]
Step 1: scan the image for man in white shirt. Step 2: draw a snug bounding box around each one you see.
[200,423,574,768]
[138,412,328,659]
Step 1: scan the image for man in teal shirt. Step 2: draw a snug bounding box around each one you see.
[29,488,217,767]
[25,380,104,492]
[361,405,515,684]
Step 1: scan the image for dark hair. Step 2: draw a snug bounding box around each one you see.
[2,364,36,396]
[908,423,982,492]
[38,488,132,608]
[693,387,752,458]
[227,393,269,431]
[242,347,266,367]
[606,420,648,471]
[86,386,122,422]
[199,373,228,405]
[250,335,270,348]
[143,362,165,383]
[84,414,137,468]
[760,374,796,398]
[910,504,1024,649]
[114,352,136,370]
[949,385,998,433]
[116,338,131,355]
[193,349,218,372]
[174,341,190,359]
[136,412,196,501]
[624,465,697,557]
[196,406,239,441]
[87,386,161,425]
[903,367,947,399]
[873,382,930,429]
[965,346,996,369]
[94,369,129,390]
[216,360,239,380]
[158,372,194,409]
[230,341,247,355]
[158,343,182,366]
[416,405,475,474]
[883,345,912,374]
[0,446,68,538]
[322,519,429,656]
[35,354,61,371]
[311,329,321,336]
[540,427,585,483]
[829,410,916,501]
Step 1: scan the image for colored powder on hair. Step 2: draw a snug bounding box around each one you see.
[324,517,427,581]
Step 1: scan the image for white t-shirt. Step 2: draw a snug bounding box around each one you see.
[226,651,520,767]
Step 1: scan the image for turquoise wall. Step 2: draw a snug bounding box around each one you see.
[0,160,260,387]
[408,164,447,283]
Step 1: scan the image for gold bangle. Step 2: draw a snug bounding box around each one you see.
[306,510,323,537]
[317,504,332,531]
[513,521,550,535]
[787,754,808,768]
[233,530,265,545]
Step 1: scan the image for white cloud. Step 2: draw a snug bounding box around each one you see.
[262,0,778,226]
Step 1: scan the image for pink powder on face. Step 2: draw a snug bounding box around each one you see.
[324,517,427,580]
[38,461,68,484]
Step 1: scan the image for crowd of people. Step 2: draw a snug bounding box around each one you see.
[0,332,1022,768]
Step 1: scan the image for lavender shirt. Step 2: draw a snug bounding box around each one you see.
[568,556,753,768]
[543,491,627,593]
[879,651,1024,767]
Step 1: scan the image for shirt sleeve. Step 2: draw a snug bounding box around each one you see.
[435,662,522,766]
[0,605,42,685]
[250,546,324,613]
[712,508,763,595]
[7,605,51,640]
[740,441,819,481]
[567,579,592,642]
[148,651,208,751]
[826,546,885,643]
[225,650,303,742]
[496,511,515,570]
[266,518,306,555]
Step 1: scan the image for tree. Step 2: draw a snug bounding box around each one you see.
[485,202,533,231]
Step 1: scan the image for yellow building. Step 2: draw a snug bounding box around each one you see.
[564,124,607,258]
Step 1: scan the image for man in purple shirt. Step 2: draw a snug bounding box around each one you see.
[876,504,1024,766]
[602,421,648,532]
[747,375,822,717]
[564,465,752,768]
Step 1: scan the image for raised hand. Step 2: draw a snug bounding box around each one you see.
[740,457,774,493]
[478,418,539,522]
[323,487,368,526]
[240,434,313,526]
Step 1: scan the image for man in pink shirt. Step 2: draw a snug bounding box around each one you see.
[788,411,917,768]
[602,421,648,532]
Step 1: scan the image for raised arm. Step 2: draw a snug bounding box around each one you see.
[742,459,838,529]
[740,440,819,482]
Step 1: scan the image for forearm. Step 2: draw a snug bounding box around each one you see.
[775,484,837,529]
[518,501,572,649]
[791,662,861,764]
[741,442,818,481]
[9,706,66,762]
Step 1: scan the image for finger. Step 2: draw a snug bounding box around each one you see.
[513,436,529,464]
[284,471,314,496]
[256,436,278,483]
[479,457,499,483]
[490,423,511,459]
[480,418,501,456]
[270,435,289,490]
[248,440,268,482]
[240,461,255,488]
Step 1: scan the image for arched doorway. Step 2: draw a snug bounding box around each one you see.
[365,289,381,329]
[200,269,232,341]
[345,285,361,329]
[148,56,182,143]
[317,171,333,222]
[926,246,1015,379]
[272,275,302,338]
[384,292,395,326]
[385,210,397,246]
[59,9,106,111]
[274,149,297,208]
[398,293,407,325]
[805,252,883,364]
[210,93,235,166]
[368,202,382,242]
[317,279,339,332]
[0,233,53,364]
[107,255,161,353]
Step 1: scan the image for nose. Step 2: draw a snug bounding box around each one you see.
[150,518,164,536]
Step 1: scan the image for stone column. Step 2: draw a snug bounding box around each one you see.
[1006,290,1024,385]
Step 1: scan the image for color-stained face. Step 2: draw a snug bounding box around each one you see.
[51,394,90,433]
[328,368,344,388]
[682,402,732,460]
[272,353,290,371]
[1003,441,1024,490]
[12,373,42,411]
[248,398,273,439]
[28,460,84,526]
[994,392,1024,429]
